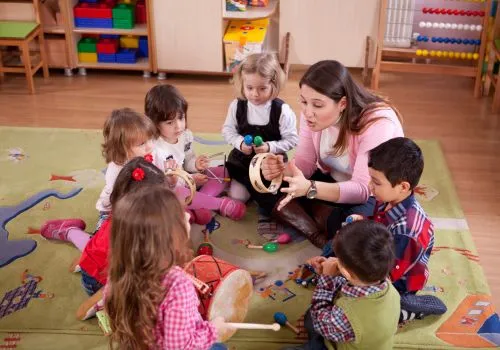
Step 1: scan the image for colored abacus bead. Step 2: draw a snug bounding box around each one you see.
[419,21,426,28]
[422,7,429,14]
[451,23,458,29]
[456,39,462,44]
[436,50,443,57]
[463,24,470,30]
[440,8,447,15]
[432,37,438,43]
[463,39,469,45]
[416,49,423,56]
[467,53,473,60]
[446,9,453,15]
[460,52,466,59]
[473,53,479,60]
[450,38,456,44]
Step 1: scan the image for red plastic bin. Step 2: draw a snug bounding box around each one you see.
[97,38,119,54]
[136,1,147,24]
[74,3,112,19]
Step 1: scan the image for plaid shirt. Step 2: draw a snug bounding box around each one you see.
[372,193,434,293]
[311,275,388,343]
[155,266,217,350]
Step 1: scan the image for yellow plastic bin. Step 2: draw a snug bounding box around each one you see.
[120,35,139,49]
[78,52,98,63]
[223,18,269,72]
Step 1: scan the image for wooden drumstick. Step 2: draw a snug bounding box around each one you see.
[225,322,280,331]
[186,274,210,294]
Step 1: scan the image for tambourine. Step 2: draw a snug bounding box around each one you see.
[248,153,283,194]
[165,167,196,205]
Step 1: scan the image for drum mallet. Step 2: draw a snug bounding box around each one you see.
[226,322,280,331]
[274,312,300,334]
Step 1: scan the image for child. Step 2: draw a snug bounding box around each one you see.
[290,220,400,350]
[222,52,299,214]
[39,157,166,297]
[365,137,445,321]
[145,84,246,221]
[326,137,446,322]
[95,108,155,229]
[105,183,227,350]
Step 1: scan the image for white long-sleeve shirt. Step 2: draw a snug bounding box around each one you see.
[96,162,123,212]
[153,129,198,173]
[221,99,299,154]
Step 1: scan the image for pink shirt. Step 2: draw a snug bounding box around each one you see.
[294,108,403,204]
[155,266,217,350]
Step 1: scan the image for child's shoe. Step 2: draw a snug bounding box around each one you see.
[219,197,246,220]
[40,219,86,241]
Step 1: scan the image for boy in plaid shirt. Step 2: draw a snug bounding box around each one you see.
[286,220,400,350]
[342,137,446,322]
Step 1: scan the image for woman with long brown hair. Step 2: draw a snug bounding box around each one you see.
[262,60,404,248]
[105,184,226,350]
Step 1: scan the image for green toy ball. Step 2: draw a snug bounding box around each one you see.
[263,242,279,253]
[253,135,264,147]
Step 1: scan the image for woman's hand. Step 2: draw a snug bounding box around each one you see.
[261,154,286,181]
[276,160,311,211]
[192,173,208,187]
[195,155,209,171]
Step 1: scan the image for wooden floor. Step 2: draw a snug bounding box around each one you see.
[1,69,499,310]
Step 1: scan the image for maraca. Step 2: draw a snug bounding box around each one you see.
[253,135,264,147]
[274,232,291,244]
[244,134,253,146]
[246,241,279,253]
[273,312,300,334]
[196,242,213,256]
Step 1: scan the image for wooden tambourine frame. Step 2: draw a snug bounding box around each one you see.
[249,153,283,194]
[165,168,196,205]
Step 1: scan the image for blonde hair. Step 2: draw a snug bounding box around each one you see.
[233,52,285,100]
[105,184,192,350]
[101,108,156,165]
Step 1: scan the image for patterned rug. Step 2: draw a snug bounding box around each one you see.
[0,126,498,349]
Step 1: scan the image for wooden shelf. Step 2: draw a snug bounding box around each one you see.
[223,0,278,19]
[73,23,148,36]
[43,25,65,34]
[77,57,149,70]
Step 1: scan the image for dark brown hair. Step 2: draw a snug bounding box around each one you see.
[101,108,155,165]
[105,184,192,350]
[144,84,188,133]
[333,220,395,283]
[368,137,424,189]
[299,60,403,156]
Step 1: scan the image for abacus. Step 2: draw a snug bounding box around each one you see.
[372,0,491,97]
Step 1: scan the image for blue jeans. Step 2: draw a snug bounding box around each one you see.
[81,269,103,296]
[94,212,110,234]
[210,343,227,350]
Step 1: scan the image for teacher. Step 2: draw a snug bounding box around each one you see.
[262,60,403,248]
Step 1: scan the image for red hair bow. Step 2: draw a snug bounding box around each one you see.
[144,154,153,163]
[132,167,145,181]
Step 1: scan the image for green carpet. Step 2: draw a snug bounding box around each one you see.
[0,126,498,349]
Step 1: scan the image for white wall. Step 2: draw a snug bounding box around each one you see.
[279,0,380,67]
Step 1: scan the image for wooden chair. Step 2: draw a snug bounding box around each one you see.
[484,3,500,112]
[0,0,49,94]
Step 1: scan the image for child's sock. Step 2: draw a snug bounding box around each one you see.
[199,166,228,197]
[40,219,86,241]
[67,228,91,252]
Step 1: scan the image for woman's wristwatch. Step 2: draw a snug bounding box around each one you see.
[306,180,317,199]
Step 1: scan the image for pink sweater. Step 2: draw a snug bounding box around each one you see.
[294,108,404,204]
